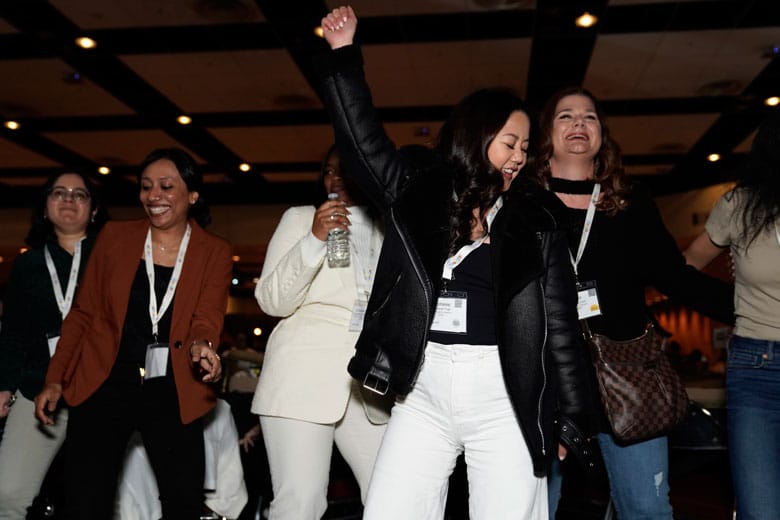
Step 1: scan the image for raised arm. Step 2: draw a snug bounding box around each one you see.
[317,6,420,209]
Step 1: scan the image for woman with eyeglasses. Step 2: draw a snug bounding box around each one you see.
[0,172,108,519]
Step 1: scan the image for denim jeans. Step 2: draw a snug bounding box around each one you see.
[597,433,673,519]
[727,335,780,520]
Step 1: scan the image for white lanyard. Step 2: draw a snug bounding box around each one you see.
[442,197,503,281]
[569,183,601,279]
[44,238,84,319]
[144,224,191,338]
[350,217,382,301]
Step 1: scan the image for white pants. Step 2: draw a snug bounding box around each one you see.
[363,342,547,520]
[0,393,68,520]
[115,399,248,519]
[260,382,386,520]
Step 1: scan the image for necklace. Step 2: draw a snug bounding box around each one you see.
[154,240,181,252]
[548,177,596,195]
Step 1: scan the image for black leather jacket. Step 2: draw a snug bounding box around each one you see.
[316,44,592,476]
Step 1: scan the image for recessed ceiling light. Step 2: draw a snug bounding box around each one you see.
[232,255,241,262]
[75,36,97,49]
[98,166,111,175]
[253,327,263,336]
[313,26,324,38]
[765,96,780,107]
[4,120,20,130]
[707,153,721,162]
[239,163,251,172]
[575,12,597,28]
[177,115,192,125]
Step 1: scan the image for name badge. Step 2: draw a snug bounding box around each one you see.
[430,291,467,334]
[349,300,368,332]
[46,332,60,358]
[144,342,169,379]
[576,280,602,319]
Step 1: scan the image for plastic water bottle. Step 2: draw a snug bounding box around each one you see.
[327,193,350,268]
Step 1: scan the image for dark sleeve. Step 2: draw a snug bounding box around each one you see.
[0,255,34,392]
[315,44,419,211]
[635,193,735,325]
[543,229,595,421]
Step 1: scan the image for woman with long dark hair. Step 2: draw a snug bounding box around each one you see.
[0,171,107,518]
[684,112,780,519]
[34,148,232,519]
[317,7,591,518]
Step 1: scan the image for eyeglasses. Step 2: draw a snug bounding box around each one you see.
[47,186,91,204]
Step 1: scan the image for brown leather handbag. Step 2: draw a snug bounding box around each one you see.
[584,323,689,443]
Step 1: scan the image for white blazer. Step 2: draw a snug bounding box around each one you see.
[251,206,390,424]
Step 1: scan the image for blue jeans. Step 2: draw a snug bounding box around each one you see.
[597,433,673,519]
[727,335,780,520]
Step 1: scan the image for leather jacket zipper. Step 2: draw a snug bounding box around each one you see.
[391,207,432,387]
[536,249,549,457]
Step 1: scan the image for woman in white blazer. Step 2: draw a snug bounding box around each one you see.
[251,146,391,520]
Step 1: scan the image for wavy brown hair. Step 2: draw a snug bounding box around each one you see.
[532,86,631,215]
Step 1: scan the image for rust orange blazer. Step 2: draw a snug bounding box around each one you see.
[45,219,232,424]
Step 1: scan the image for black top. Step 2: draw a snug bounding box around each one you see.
[0,237,95,399]
[429,244,497,345]
[562,188,734,341]
[116,261,174,365]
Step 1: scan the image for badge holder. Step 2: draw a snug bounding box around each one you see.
[430,290,468,334]
[144,342,169,379]
[576,280,602,320]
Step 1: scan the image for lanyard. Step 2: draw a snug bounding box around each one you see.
[44,238,84,319]
[442,197,503,281]
[569,183,601,279]
[144,224,191,339]
[349,211,382,301]
[775,223,780,247]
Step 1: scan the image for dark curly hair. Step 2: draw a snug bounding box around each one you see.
[435,87,529,255]
[25,171,109,248]
[533,86,631,215]
[732,111,780,248]
[139,147,211,228]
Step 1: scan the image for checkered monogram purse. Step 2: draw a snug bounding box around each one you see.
[583,323,689,443]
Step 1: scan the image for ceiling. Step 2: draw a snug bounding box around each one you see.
[0,0,778,209]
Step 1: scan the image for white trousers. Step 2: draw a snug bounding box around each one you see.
[115,399,248,520]
[260,382,386,520]
[0,393,68,520]
[363,342,547,520]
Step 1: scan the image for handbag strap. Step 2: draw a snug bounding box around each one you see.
[580,319,667,352]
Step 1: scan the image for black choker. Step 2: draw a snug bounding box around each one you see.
[548,177,596,195]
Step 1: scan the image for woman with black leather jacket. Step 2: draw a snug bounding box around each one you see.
[318,7,592,519]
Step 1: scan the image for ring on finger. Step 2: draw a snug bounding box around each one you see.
[329,214,336,221]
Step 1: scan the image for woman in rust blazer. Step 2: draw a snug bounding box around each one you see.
[35,148,232,519]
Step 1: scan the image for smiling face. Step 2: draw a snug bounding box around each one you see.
[486,110,530,192]
[46,173,93,236]
[551,94,602,161]
[139,158,199,231]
